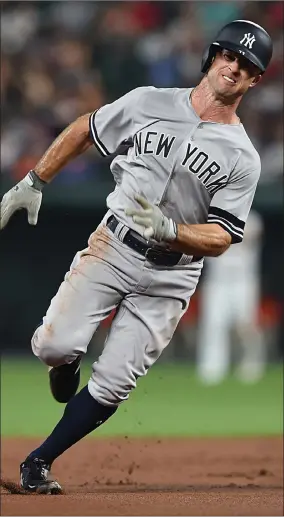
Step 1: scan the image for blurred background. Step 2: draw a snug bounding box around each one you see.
[0,0,283,413]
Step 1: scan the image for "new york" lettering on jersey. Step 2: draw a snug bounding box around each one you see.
[181,142,228,195]
[134,131,176,158]
[134,131,228,195]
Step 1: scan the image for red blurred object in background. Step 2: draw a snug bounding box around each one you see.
[129,1,163,31]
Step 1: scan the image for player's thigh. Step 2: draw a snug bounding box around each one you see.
[32,247,125,364]
[88,293,184,406]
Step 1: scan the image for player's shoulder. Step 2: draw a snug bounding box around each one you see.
[129,85,188,115]
[131,85,185,98]
[237,124,261,174]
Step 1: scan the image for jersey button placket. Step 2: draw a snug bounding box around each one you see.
[190,124,201,141]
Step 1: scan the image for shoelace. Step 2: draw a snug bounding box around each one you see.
[40,466,49,480]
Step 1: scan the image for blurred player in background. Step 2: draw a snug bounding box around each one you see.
[197,210,265,384]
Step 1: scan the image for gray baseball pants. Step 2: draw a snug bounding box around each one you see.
[31,215,202,406]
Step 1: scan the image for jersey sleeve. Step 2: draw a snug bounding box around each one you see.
[207,155,261,244]
[89,87,147,157]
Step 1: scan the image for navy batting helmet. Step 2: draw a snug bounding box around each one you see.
[201,20,273,74]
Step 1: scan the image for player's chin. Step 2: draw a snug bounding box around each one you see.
[216,85,236,99]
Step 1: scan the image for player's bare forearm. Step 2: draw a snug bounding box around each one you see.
[171,223,232,257]
[0,113,97,230]
[34,114,93,183]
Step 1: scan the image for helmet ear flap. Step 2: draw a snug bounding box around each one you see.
[201,45,217,73]
[201,46,210,73]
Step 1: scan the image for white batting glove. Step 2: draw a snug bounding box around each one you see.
[0,171,45,230]
[125,194,177,242]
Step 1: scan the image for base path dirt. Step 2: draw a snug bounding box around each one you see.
[1,437,283,515]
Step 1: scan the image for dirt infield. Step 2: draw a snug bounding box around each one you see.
[1,436,283,515]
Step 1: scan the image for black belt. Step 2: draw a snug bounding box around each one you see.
[107,215,202,267]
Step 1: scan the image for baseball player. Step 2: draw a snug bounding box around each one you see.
[197,209,265,384]
[0,20,273,494]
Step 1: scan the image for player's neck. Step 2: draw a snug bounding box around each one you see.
[190,79,241,125]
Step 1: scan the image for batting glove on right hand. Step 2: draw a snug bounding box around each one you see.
[125,194,177,242]
[0,171,44,230]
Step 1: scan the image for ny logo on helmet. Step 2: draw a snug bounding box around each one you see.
[240,33,256,49]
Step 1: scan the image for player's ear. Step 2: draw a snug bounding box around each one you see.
[249,74,262,88]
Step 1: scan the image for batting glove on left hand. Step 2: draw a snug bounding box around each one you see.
[0,172,43,230]
[125,194,177,242]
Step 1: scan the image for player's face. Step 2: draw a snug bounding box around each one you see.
[208,49,262,99]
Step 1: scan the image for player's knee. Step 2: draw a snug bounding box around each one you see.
[31,323,85,367]
[35,344,65,367]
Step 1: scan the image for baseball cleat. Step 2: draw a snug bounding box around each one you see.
[49,355,81,403]
[20,457,62,494]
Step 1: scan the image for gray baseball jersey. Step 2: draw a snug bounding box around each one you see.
[89,86,261,244]
[32,86,262,406]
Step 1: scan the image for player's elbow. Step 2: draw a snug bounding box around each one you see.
[209,230,232,257]
[210,243,230,257]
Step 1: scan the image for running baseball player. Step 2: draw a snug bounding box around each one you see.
[0,20,273,494]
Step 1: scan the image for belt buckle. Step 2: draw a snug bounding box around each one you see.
[145,247,164,264]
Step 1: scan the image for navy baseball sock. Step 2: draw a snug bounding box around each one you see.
[28,385,117,465]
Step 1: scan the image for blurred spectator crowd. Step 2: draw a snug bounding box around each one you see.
[1,1,283,186]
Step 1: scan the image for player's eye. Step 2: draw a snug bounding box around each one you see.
[241,61,251,72]
[238,56,257,75]
[223,51,235,62]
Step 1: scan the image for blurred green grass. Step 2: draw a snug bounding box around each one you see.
[1,356,282,438]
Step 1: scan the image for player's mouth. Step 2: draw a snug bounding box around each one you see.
[222,75,236,84]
